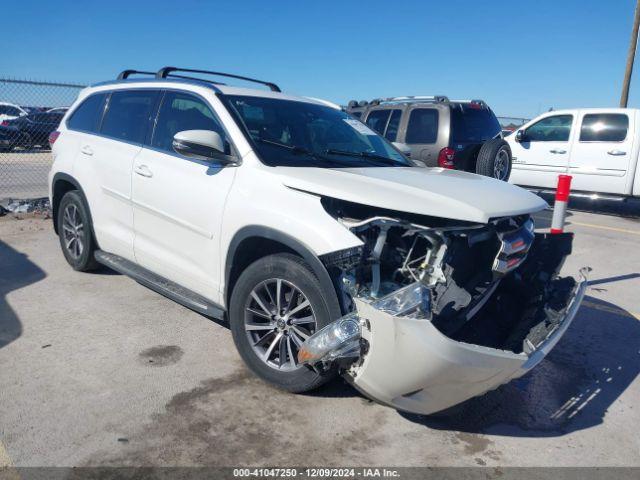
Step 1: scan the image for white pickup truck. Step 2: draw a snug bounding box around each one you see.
[506,108,640,209]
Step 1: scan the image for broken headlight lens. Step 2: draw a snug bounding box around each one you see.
[297,313,361,365]
[371,282,431,318]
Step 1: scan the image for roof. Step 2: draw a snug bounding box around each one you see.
[88,77,327,106]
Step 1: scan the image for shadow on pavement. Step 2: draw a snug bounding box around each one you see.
[398,295,639,437]
[0,240,46,348]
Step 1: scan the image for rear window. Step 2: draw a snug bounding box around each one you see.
[406,108,438,144]
[579,113,629,142]
[67,94,107,133]
[101,90,158,144]
[450,105,501,143]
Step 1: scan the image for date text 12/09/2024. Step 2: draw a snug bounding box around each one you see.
[232,468,400,478]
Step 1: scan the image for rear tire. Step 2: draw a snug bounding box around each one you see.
[57,190,99,271]
[476,138,512,181]
[229,253,338,393]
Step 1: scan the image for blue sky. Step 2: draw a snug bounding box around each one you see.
[3,0,640,117]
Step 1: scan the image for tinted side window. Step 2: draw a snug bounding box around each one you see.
[151,92,227,154]
[365,110,391,135]
[580,114,628,142]
[385,109,402,141]
[406,108,438,144]
[350,111,362,119]
[525,115,572,142]
[101,90,157,144]
[67,93,106,133]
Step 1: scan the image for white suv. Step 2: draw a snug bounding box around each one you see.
[49,67,587,415]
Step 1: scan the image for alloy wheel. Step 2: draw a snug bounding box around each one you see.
[62,204,84,259]
[494,148,510,180]
[244,278,318,371]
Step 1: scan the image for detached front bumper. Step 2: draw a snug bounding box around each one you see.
[346,270,587,415]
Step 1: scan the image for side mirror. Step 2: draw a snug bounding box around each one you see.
[515,130,526,143]
[173,130,237,164]
[392,141,412,157]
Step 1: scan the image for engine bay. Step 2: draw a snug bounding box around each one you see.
[320,197,555,345]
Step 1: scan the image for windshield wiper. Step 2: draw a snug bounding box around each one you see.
[324,148,404,166]
[258,139,355,167]
[258,138,313,155]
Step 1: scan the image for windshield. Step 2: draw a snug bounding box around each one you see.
[224,95,411,168]
[450,105,501,143]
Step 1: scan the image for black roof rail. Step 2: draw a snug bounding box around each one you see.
[117,70,156,80]
[156,67,281,92]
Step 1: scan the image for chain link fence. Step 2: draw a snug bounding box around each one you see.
[0,78,86,201]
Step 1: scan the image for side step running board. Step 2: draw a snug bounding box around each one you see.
[94,250,225,320]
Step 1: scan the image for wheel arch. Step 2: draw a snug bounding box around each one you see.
[51,173,96,242]
[224,226,342,320]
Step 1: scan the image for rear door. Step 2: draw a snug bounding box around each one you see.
[72,89,158,261]
[508,113,575,189]
[448,104,502,171]
[404,107,441,166]
[132,90,238,301]
[569,111,634,194]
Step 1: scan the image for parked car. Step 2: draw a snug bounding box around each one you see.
[0,102,28,123]
[0,111,65,150]
[49,67,585,415]
[506,108,640,209]
[47,107,69,114]
[21,106,46,114]
[347,96,513,180]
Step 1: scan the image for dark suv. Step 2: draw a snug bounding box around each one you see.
[347,96,512,180]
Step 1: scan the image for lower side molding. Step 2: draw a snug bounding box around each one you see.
[94,250,225,320]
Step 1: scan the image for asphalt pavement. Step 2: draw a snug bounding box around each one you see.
[0,209,639,468]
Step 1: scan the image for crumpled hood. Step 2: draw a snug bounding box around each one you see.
[277,166,548,223]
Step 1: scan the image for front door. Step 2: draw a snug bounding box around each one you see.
[569,111,634,195]
[509,113,575,189]
[132,91,238,302]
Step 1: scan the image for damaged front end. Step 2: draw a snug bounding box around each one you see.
[300,198,588,415]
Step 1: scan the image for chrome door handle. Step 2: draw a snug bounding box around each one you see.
[607,150,626,156]
[549,149,567,154]
[134,165,153,178]
[80,145,93,156]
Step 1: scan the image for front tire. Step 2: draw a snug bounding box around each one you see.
[229,253,338,393]
[476,138,512,181]
[57,191,99,271]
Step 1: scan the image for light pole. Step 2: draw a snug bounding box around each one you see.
[620,0,640,107]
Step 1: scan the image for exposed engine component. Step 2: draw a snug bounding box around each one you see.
[320,197,536,336]
[301,196,587,416]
